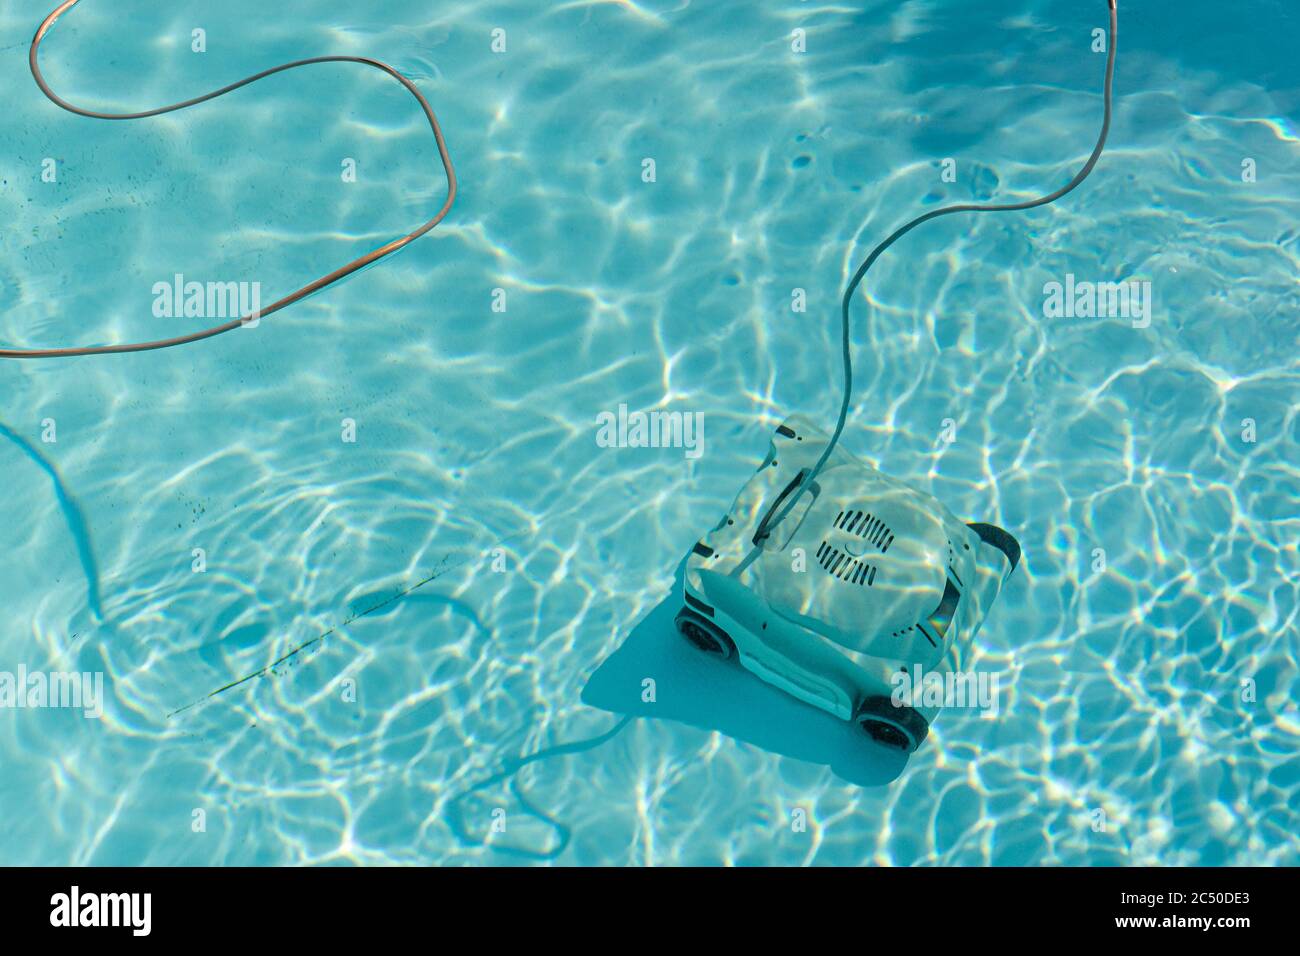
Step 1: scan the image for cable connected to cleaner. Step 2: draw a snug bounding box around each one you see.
[760,0,1118,542]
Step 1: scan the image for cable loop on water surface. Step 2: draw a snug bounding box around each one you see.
[3,0,456,359]
[763,0,1119,538]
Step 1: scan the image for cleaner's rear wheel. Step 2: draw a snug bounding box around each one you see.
[856,695,928,753]
[674,609,735,660]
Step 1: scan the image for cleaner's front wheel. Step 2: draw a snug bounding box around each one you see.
[856,695,929,753]
[674,609,735,661]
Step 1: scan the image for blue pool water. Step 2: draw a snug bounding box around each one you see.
[0,0,1297,865]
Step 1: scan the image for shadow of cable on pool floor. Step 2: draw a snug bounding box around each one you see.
[0,419,104,622]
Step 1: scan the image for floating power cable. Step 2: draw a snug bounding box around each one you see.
[3,0,456,359]
[758,0,1119,542]
[10,0,590,857]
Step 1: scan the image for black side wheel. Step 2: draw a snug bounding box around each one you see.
[674,609,735,661]
[856,695,929,753]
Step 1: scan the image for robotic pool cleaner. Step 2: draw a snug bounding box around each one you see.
[677,416,1020,752]
[674,0,1118,752]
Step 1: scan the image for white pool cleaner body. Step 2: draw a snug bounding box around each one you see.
[676,415,1020,752]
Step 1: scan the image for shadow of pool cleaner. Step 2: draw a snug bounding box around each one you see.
[580,556,910,788]
[447,555,907,860]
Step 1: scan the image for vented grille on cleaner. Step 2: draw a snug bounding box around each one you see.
[816,540,878,587]
[832,509,895,553]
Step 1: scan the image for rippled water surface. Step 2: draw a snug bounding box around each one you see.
[0,0,1297,865]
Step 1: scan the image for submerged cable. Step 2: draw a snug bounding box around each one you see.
[169,520,631,860]
[763,0,1118,538]
[0,420,104,619]
[3,0,456,359]
[446,715,633,860]
[166,532,525,718]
